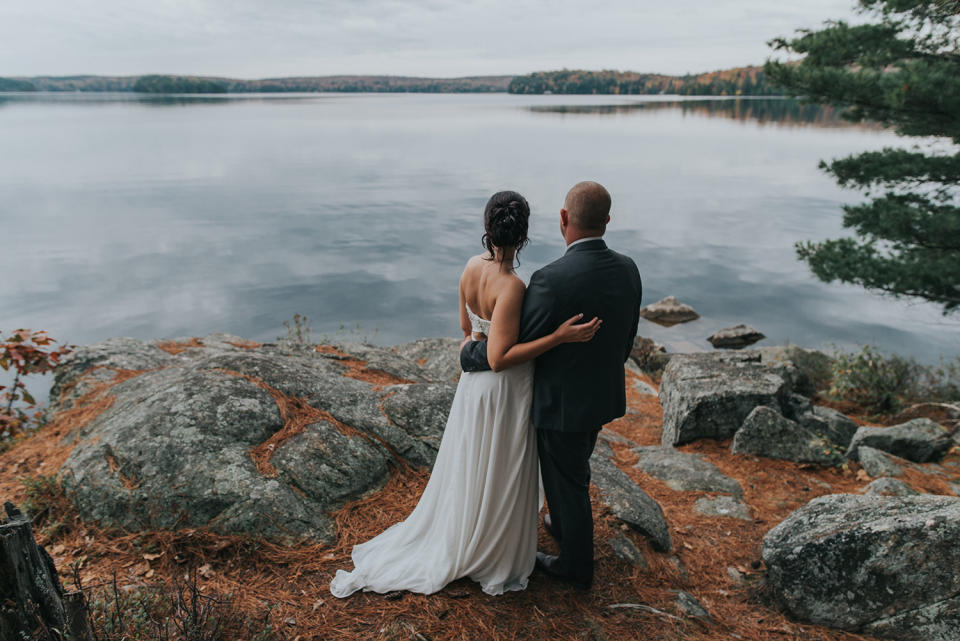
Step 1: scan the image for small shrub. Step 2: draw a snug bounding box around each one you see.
[74,568,279,641]
[1,328,73,439]
[913,356,960,403]
[829,345,960,415]
[829,345,919,414]
[21,474,66,520]
[281,313,312,345]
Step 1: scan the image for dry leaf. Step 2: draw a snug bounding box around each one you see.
[856,469,871,482]
[145,569,155,579]
[52,544,66,555]
[198,563,214,578]
[143,552,163,561]
[312,598,325,611]
[131,562,150,576]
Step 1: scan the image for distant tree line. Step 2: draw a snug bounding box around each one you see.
[133,75,229,93]
[3,68,780,96]
[0,78,37,91]
[0,74,512,94]
[508,66,781,96]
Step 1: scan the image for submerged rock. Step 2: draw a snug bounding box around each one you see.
[762,493,960,639]
[706,324,765,349]
[638,296,699,326]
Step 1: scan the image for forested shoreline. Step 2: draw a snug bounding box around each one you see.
[508,66,779,95]
[0,66,780,95]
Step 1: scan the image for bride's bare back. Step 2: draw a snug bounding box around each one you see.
[459,254,524,335]
[458,254,601,373]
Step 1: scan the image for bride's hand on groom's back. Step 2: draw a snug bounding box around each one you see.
[554,313,602,344]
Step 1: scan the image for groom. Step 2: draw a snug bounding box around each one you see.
[460,181,642,589]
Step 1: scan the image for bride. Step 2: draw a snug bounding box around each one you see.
[329,191,601,597]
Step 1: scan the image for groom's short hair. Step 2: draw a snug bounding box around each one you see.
[565,181,611,232]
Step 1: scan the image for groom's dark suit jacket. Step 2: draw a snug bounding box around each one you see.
[460,238,642,433]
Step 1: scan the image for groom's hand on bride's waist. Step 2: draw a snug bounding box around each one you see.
[460,339,492,372]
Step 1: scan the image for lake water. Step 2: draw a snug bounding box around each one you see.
[1,92,957,378]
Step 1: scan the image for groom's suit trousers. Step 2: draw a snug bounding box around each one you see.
[537,426,601,584]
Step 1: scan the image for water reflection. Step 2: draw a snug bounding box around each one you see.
[529,98,877,129]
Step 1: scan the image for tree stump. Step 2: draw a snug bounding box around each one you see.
[0,501,93,641]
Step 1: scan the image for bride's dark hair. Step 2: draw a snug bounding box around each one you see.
[482,190,530,264]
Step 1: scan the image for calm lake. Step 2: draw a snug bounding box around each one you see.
[1,93,957,377]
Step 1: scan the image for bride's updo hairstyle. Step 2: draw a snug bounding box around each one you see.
[482,190,530,264]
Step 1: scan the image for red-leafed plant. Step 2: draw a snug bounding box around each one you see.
[1,329,73,439]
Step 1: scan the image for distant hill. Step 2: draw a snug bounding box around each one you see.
[1,74,514,94]
[0,67,781,95]
[508,66,781,96]
[0,77,37,91]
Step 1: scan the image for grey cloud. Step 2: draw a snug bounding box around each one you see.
[1,0,861,77]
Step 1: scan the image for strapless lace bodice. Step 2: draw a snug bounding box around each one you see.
[466,303,491,335]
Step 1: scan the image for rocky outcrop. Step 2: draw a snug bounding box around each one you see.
[52,335,460,543]
[706,324,765,349]
[638,296,699,326]
[591,434,672,552]
[658,352,792,447]
[633,447,742,496]
[847,418,953,463]
[762,493,960,640]
[732,406,842,466]
[392,338,462,383]
[693,495,751,521]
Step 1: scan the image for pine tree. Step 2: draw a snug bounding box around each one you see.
[765,0,960,313]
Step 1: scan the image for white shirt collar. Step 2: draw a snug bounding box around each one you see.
[565,236,604,253]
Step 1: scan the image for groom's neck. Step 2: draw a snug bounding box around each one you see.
[564,227,605,247]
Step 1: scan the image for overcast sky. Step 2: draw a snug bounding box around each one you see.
[2,0,863,78]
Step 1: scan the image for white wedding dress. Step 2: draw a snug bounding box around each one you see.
[329,304,540,597]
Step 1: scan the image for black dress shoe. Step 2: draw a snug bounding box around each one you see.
[543,514,560,542]
[535,551,590,591]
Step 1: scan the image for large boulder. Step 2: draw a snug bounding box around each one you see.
[762,493,960,640]
[798,405,859,450]
[753,346,833,396]
[732,406,842,465]
[591,434,671,551]
[53,335,458,543]
[633,447,742,496]
[659,352,792,447]
[847,418,953,463]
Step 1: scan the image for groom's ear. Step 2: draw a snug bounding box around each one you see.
[560,209,569,226]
